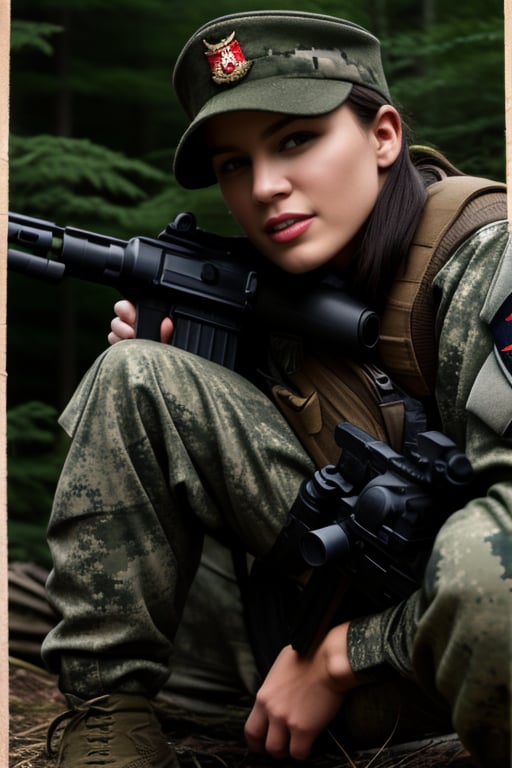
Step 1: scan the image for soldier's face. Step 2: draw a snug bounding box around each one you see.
[206,103,401,274]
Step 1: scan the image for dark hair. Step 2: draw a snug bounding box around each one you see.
[345,85,427,311]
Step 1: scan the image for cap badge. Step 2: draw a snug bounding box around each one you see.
[203,32,252,85]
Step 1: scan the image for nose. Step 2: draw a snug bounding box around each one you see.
[251,157,291,203]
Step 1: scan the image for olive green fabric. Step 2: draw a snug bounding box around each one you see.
[172,10,390,188]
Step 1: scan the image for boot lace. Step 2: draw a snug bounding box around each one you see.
[47,695,116,766]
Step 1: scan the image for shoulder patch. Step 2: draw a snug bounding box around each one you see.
[492,293,512,380]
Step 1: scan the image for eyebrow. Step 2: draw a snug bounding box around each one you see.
[208,114,300,158]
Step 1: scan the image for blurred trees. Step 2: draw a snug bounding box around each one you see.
[7,0,507,562]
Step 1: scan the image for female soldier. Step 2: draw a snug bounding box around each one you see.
[43,11,511,768]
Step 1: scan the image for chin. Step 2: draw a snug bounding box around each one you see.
[284,261,332,277]
[266,253,328,275]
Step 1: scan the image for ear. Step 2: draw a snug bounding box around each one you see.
[372,105,402,169]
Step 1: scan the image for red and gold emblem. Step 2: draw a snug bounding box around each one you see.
[203,32,252,85]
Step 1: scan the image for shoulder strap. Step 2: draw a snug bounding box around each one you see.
[379,175,507,398]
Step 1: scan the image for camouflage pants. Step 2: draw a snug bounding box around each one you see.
[41,341,510,764]
[42,340,314,698]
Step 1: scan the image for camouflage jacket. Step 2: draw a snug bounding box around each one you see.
[347,220,512,681]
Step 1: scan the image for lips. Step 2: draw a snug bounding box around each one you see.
[265,214,314,243]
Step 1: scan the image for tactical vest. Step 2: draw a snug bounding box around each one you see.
[270,175,508,468]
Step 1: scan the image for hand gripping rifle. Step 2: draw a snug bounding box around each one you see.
[262,420,473,656]
[8,212,380,369]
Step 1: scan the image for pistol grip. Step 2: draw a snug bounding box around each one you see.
[135,299,168,341]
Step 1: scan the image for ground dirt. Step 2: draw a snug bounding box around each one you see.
[9,658,474,768]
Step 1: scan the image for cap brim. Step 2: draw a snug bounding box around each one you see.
[173,78,353,189]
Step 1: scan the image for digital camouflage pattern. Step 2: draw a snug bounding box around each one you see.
[347,221,512,766]
[42,340,314,700]
[42,223,512,768]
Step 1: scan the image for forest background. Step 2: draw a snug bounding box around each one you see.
[7,0,507,566]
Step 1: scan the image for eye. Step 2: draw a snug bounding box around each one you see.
[213,154,248,177]
[280,131,316,151]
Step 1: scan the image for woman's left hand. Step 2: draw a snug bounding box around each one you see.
[244,622,360,761]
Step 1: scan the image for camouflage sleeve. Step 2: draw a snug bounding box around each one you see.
[346,220,512,687]
[346,593,422,680]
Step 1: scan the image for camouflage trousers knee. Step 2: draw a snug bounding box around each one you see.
[42,341,314,698]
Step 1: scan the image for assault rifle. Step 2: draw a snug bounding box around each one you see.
[8,212,380,370]
[262,420,473,656]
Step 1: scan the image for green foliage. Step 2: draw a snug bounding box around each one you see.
[127,184,238,237]
[10,19,63,55]
[385,14,505,179]
[7,401,68,566]
[10,133,169,228]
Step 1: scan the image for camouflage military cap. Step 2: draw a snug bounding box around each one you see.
[172,10,391,189]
